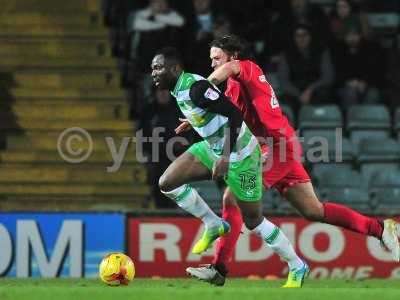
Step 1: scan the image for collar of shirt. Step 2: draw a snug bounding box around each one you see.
[171,71,185,97]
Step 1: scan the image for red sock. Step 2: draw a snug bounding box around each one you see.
[212,204,243,272]
[323,202,383,239]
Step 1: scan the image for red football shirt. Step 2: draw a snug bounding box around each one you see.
[225,60,296,153]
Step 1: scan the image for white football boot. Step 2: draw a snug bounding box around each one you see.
[186,264,226,286]
[381,219,400,262]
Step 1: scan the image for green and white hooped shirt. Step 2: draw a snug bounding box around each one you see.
[171,71,259,162]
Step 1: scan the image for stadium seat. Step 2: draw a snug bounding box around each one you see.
[361,163,399,187]
[312,163,353,185]
[358,138,400,162]
[191,181,222,211]
[318,170,371,210]
[350,130,390,150]
[395,107,400,140]
[298,104,342,130]
[329,137,354,162]
[302,131,354,164]
[367,12,400,36]
[357,138,400,184]
[321,188,370,210]
[369,170,400,210]
[302,129,337,142]
[317,168,360,188]
[347,105,391,149]
[302,130,337,155]
[347,105,391,130]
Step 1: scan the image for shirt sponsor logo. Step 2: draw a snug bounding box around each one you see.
[204,88,220,101]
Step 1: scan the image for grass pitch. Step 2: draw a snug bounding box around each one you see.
[1,278,399,300]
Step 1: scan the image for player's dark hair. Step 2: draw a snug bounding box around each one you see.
[210,34,248,59]
[155,47,184,68]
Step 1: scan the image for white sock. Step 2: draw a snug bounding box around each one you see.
[252,218,304,270]
[161,184,221,228]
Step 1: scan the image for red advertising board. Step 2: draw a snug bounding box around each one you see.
[128,217,400,279]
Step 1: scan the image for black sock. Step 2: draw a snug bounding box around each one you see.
[213,263,228,276]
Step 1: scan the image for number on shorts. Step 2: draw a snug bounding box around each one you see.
[239,173,256,190]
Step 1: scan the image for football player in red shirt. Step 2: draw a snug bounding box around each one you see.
[179,34,400,285]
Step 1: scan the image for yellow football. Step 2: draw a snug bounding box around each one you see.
[99,253,135,286]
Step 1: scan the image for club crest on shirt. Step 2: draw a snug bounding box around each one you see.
[204,88,219,100]
[259,75,267,82]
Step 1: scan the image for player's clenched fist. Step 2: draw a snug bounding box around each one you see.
[175,118,192,134]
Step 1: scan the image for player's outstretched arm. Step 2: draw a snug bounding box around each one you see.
[208,61,241,85]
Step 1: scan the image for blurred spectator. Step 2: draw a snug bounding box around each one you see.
[329,0,371,43]
[332,26,386,106]
[216,0,270,52]
[287,0,331,44]
[128,0,185,116]
[360,0,400,12]
[263,0,331,68]
[193,0,214,40]
[138,89,188,208]
[186,3,233,76]
[386,31,400,110]
[185,0,216,75]
[278,24,335,112]
[212,15,232,39]
[289,0,324,24]
[131,0,185,72]
[102,0,135,57]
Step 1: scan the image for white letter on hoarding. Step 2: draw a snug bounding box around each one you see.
[139,224,181,262]
[309,267,329,279]
[390,267,400,278]
[186,224,216,261]
[0,224,13,275]
[299,224,344,262]
[330,267,354,279]
[17,220,83,278]
[354,266,373,280]
[235,225,273,261]
[366,237,393,262]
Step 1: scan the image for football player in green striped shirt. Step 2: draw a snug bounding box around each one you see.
[151,47,305,285]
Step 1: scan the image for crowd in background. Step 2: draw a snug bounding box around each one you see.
[102,0,400,208]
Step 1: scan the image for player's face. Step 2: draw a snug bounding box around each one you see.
[210,47,231,71]
[151,54,175,90]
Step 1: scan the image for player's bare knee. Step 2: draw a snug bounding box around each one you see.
[243,216,263,230]
[242,211,263,230]
[237,201,262,229]
[158,174,172,192]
